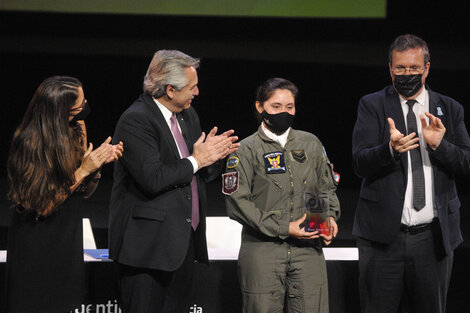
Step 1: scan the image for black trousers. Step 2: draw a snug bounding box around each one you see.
[357,222,453,313]
[117,232,195,313]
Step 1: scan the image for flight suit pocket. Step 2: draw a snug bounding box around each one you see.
[287,284,325,313]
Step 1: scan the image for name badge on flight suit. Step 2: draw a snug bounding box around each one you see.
[264,152,286,174]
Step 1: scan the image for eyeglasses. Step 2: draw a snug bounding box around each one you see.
[391,66,426,75]
[70,100,87,113]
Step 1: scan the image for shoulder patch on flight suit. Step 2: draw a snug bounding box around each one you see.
[222,171,239,195]
[323,146,340,184]
[291,150,307,163]
[226,156,239,169]
[263,151,286,174]
[329,162,341,185]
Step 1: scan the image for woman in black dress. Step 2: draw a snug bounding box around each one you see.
[5,76,123,313]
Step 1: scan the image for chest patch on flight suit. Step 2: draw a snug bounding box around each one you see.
[291,150,307,163]
[263,152,286,174]
[222,171,239,195]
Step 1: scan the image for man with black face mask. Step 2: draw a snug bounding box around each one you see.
[352,34,470,313]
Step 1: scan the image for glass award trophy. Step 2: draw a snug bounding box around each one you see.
[303,192,331,236]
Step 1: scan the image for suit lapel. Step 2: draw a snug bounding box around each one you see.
[384,87,409,176]
[427,88,445,179]
[142,95,181,159]
[428,87,446,126]
[386,91,406,136]
[429,90,437,117]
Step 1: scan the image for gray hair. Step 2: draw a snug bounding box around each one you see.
[388,34,430,65]
[143,50,200,98]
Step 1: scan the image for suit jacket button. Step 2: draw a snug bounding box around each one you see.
[186,218,191,223]
[186,194,191,200]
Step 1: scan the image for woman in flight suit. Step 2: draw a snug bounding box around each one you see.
[224,77,340,313]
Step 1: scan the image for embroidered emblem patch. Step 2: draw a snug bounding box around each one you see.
[291,150,306,163]
[222,172,239,195]
[329,163,340,185]
[226,156,240,169]
[263,152,286,174]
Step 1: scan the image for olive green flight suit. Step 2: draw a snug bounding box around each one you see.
[224,127,340,313]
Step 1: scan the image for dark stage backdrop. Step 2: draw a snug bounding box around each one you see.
[1,0,470,241]
[1,0,470,245]
[1,0,469,184]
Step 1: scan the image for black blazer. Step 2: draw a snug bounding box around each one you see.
[352,85,470,255]
[109,94,219,271]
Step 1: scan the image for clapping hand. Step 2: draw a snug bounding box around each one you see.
[388,117,419,154]
[81,137,123,175]
[193,127,240,168]
[420,112,446,150]
[106,140,124,163]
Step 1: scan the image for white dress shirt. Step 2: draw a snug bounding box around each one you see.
[261,123,291,148]
[153,98,199,174]
[399,88,435,226]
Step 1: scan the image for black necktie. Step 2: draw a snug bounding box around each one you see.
[406,100,425,210]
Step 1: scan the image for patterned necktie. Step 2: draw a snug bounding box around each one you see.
[170,114,199,229]
[406,100,425,210]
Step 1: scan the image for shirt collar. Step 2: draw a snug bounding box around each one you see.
[399,87,428,107]
[153,98,173,123]
[261,122,290,143]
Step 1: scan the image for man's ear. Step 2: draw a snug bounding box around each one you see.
[166,85,175,100]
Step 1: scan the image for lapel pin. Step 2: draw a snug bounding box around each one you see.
[437,107,443,116]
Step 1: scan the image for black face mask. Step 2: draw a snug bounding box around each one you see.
[393,74,423,98]
[70,102,90,124]
[261,111,295,135]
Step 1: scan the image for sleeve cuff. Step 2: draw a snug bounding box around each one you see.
[389,141,400,160]
[427,139,449,162]
[187,156,199,174]
[278,214,291,240]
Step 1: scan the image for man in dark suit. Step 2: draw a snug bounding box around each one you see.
[109,50,239,313]
[352,34,470,313]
